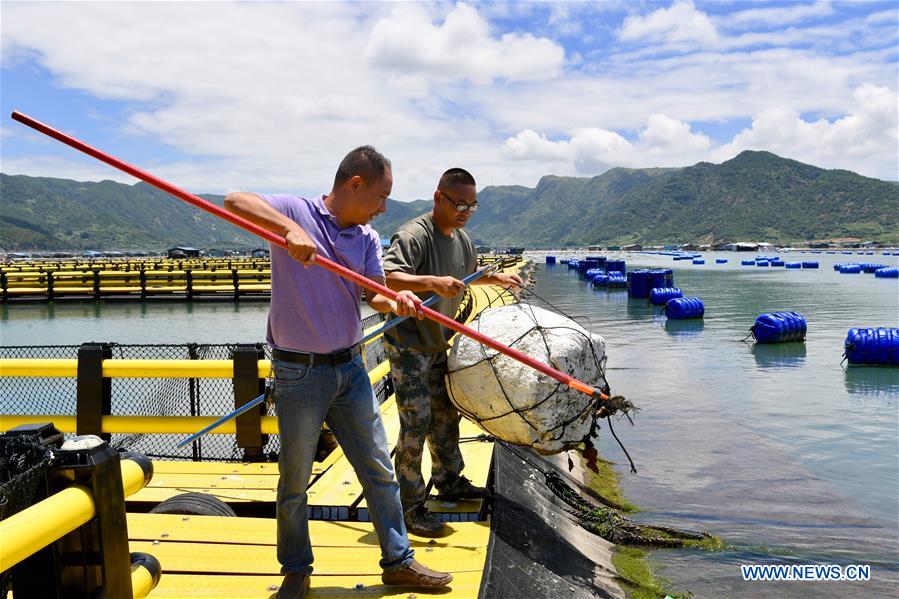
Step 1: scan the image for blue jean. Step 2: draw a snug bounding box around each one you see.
[273,353,414,575]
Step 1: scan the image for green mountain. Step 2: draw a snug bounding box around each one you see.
[454,152,897,247]
[0,174,257,251]
[2,151,897,251]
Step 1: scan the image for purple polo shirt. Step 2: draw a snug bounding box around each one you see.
[261,194,384,353]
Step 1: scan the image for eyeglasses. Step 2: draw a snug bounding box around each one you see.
[439,191,479,213]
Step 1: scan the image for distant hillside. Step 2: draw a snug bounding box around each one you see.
[377,152,897,246]
[459,152,898,247]
[2,151,897,250]
[372,198,432,239]
[0,174,257,250]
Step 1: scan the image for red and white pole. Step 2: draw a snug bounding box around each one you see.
[10,111,609,402]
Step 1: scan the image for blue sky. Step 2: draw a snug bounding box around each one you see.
[1,1,896,200]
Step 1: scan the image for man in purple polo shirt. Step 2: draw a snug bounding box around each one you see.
[224,146,452,599]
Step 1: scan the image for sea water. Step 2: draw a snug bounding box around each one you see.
[528,250,898,598]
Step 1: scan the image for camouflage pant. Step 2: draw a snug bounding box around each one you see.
[384,342,464,510]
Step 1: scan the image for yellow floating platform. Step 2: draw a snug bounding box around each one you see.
[127,514,489,598]
[2,260,540,599]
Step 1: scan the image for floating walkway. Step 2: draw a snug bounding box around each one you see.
[2,258,625,598]
[1,256,519,302]
[127,515,490,598]
[1,257,272,302]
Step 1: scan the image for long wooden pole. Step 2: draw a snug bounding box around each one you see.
[10,111,609,403]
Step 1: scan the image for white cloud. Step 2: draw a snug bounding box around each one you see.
[502,85,897,181]
[712,84,899,179]
[473,44,896,139]
[364,3,565,85]
[503,114,711,175]
[619,0,719,46]
[502,129,571,162]
[639,114,711,153]
[723,1,834,30]
[1,0,896,200]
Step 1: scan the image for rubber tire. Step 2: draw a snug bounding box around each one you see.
[149,492,236,517]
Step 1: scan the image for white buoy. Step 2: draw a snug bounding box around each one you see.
[447,304,607,454]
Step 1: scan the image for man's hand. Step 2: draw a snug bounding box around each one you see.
[492,272,524,289]
[285,226,317,266]
[392,290,424,319]
[430,276,465,297]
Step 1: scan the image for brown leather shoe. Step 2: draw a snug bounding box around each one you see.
[382,559,453,587]
[277,572,310,599]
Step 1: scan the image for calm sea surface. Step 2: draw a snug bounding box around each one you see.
[1,251,897,597]
[526,251,898,598]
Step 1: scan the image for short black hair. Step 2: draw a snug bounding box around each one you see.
[334,146,392,187]
[438,168,476,190]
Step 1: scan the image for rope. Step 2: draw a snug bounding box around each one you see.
[447,281,636,469]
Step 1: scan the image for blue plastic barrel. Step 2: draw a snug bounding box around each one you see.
[875,267,898,278]
[844,328,899,365]
[751,312,807,343]
[741,260,754,265]
[785,262,801,269]
[716,258,727,264]
[560,258,569,264]
[607,273,627,288]
[840,264,862,274]
[757,261,769,267]
[648,270,666,291]
[693,259,705,265]
[801,261,819,269]
[770,259,785,267]
[568,260,579,269]
[650,287,683,305]
[661,269,674,287]
[665,297,704,319]
[861,263,885,273]
[606,260,626,275]
[627,270,652,298]
[546,256,556,264]
[578,260,600,276]
[591,274,609,287]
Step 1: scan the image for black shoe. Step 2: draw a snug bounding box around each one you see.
[435,475,487,501]
[404,503,448,537]
[277,573,310,599]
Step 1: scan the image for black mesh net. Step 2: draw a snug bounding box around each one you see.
[446,295,610,449]
[0,312,392,463]
[0,433,53,595]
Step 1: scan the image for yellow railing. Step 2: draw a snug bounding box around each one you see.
[0,360,390,435]
[0,457,148,571]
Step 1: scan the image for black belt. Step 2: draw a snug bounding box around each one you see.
[272,344,361,366]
